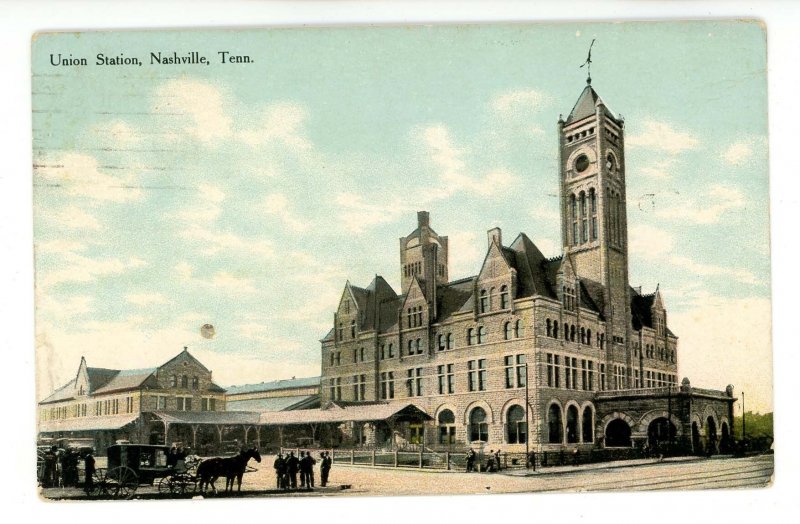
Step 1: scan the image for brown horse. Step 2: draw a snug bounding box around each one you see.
[197,448,261,494]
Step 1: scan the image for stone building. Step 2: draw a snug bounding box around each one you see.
[319,80,735,454]
[38,347,232,454]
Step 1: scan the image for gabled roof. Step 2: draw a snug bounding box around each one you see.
[86,367,119,391]
[630,287,673,335]
[92,368,158,395]
[226,395,320,413]
[159,348,211,374]
[565,84,617,125]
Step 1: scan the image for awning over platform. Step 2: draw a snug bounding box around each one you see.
[226,394,319,413]
[39,413,140,433]
[258,403,432,426]
[151,411,261,425]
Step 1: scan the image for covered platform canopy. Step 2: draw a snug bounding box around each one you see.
[258,402,432,426]
[38,413,140,434]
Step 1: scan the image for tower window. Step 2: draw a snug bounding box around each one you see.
[500,285,509,309]
[570,194,578,246]
[575,154,590,173]
[590,188,598,241]
[580,191,588,243]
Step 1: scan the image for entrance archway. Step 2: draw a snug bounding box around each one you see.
[566,405,579,444]
[605,419,631,447]
[548,404,563,444]
[438,409,456,446]
[720,421,731,453]
[706,416,718,454]
[647,417,677,451]
[692,422,701,453]
[582,407,594,443]
[469,407,488,443]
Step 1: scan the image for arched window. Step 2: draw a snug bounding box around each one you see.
[503,321,511,340]
[582,407,594,442]
[469,407,489,442]
[570,324,576,342]
[438,409,456,445]
[337,322,343,341]
[170,375,177,388]
[192,376,199,389]
[407,340,413,355]
[181,375,188,388]
[590,188,597,241]
[350,320,356,339]
[514,319,523,338]
[437,334,445,351]
[553,320,559,339]
[570,194,578,246]
[564,323,570,341]
[546,319,552,337]
[580,191,588,243]
[477,326,486,344]
[500,285,509,309]
[447,333,454,350]
[580,327,586,344]
[415,338,421,354]
[566,405,579,444]
[467,328,474,346]
[506,405,527,444]
[586,329,592,346]
[479,290,488,314]
[548,404,563,444]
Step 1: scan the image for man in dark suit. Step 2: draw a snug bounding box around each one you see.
[286,451,299,489]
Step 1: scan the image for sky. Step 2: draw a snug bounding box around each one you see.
[32,21,772,412]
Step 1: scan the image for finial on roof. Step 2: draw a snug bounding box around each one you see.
[580,38,596,85]
[183,346,188,352]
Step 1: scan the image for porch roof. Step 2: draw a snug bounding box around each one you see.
[150,411,261,425]
[258,403,432,426]
[39,413,140,433]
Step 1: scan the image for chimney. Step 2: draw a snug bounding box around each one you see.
[417,211,430,228]
[487,227,502,248]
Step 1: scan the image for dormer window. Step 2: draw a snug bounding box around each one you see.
[479,290,488,314]
[500,285,509,309]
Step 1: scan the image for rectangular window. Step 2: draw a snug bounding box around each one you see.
[336,378,342,400]
[565,355,572,389]
[381,372,388,399]
[335,352,341,366]
[547,354,554,387]
[177,397,184,411]
[209,398,216,411]
[572,358,578,390]
[477,359,487,391]
[581,360,588,391]
[388,344,395,358]
[447,364,454,394]
[516,354,527,388]
[201,398,209,411]
[505,354,527,388]
[468,360,476,391]
[185,397,192,411]
[504,356,514,389]
[353,374,366,400]
[438,365,445,395]
[588,361,594,390]
[380,344,385,360]
[555,355,561,388]
[599,363,606,391]
[330,352,335,366]
[406,368,423,397]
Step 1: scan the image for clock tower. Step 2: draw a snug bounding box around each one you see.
[558,80,632,387]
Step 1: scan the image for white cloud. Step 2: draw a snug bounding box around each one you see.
[263,193,310,232]
[669,255,761,286]
[36,294,94,322]
[174,261,193,280]
[154,79,232,143]
[629,224,676,260]
[181,226,274,258]
[421,125,518,198]
[638,158,677,180]
[491,89,551,114]
[36,239,87,255]
[721,136,766,167]
[172,184,226,225]
[94,121,141,145]
[55,206,102,230]
[334,192,411,233]
[237,103,311,151]
[126,293,170,306]
[34,152,142,202]
[37,243,146,290]
[210,271,257,294]
[656,184,745,224]
[626,120,699,154]
[448,230,483,280]
[670,296,772,413]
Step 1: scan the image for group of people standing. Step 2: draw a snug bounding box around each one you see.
[464,448,503,473]
[273,451,333,490]
[40,446,90,488]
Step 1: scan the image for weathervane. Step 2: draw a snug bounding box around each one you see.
[580,38,596,84]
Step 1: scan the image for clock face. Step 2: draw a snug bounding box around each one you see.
[575,155,590,173]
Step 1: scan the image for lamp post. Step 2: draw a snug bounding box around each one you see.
[525,362,530,466]
[741,391,746,440]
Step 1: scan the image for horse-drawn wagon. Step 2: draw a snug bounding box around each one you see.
[89,443,200,498]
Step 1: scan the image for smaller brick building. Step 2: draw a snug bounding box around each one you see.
[38,347,227,454]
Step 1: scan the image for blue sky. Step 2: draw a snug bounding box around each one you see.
[32,22,772,411]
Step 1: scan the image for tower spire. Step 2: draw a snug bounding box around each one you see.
[580,39,596,85]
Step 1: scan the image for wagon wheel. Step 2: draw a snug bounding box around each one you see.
[107,466,138,499]
[157,476,173,495]
[171,474,197,495]
[89,468,109,497]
